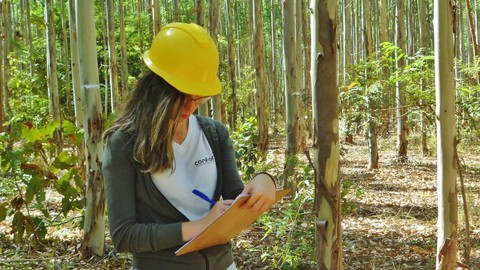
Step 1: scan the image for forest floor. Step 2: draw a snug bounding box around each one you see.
[0,135,479,269]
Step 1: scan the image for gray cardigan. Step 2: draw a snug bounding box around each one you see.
[102,115,245,269]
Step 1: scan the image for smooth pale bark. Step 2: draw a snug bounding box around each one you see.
[68,0,84,129]
[45,0,62,150]
[225,0,237,129]
[418,0,429,156]
[282,0,299,190]
[209,0,222,121]
[119,0,128,99]
[68,0,86,187]
[310,1,342,269]
[106,0,119,112]
[434,1,458,269]
[270,0,279,124]
[301,0,311,106]
[342,0,355,144]
[76,0,105,257]
[253,0,269,153]
[395,0,408,159]
[296,0,307,152]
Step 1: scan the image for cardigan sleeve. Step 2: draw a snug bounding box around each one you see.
[102,132,184,253]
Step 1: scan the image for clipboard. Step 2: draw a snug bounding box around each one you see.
[175,189,290,256]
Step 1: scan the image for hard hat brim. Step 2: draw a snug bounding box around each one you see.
[143,51,222,97]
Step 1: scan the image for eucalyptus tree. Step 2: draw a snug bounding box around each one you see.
[225,0,237,129]
[45,0,62,149]
[25,0,34,77]
[0,0,3,132]
[119,0,128,99]
[76,0,105,257]
[296,0,307,151]
[418,0,430,156]
[2,0,11,115]
[196,0,209,116]
[208,0,221,121]
[395,0,408,159]
[196,0,205,26]
[434,1,458,268]
[310,0,342,268]
[68,0,84,129]
[282,0,300,190]
[60,0,71,109]
[106,0,119,112]
[253,0,269,153]
[363,0,379,170]
[152,0,161,35]
[269,0,280,124]
[138,0,144,53]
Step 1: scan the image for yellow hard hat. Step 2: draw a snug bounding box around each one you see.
[143,22,221,96]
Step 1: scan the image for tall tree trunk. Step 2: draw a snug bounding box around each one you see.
[465,0,480,82]
[45,0,62,150]
[99,0,109,114]
[3,0,11,116]
[225,0,237,129]
[25,0,34,77]
[342,0,355,144]
[196,0,209,117]
[296,0,307,151]
[138,0,144,53]
[0,0,3,132]
[172,0,179,21]
[61,0,71,110]
[76,0,105,257]
[118,0,128,100]
[106,0,119,112]
[196,0,205,26]
[253,0,269,153]
[395,0,408,159]
[363,0,378,170]
[270,0,279,126]
[310,0,342,268]
[209,0,222,121]
[282,0,299,191]
[68,0,86,186]
[418,0,429,156]
[434,1,458,269]
[152,0,161,35]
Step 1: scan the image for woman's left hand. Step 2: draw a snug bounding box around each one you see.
[241,173,276,212]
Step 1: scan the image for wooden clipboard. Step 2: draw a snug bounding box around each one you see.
[175,189,290,256]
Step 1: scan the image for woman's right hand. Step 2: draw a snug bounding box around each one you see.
[181,199,234,242]
[204,199,233,223]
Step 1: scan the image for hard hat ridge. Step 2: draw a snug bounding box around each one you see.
[143,22,221,96]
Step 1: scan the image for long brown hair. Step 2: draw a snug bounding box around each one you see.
[103,71,185,173]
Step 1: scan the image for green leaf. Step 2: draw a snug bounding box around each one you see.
[0,202,7,222]
[25,176,42,204]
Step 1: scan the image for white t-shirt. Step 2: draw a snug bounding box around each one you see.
[151,115,217,221]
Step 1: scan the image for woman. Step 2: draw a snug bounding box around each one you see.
[102,22,276,270]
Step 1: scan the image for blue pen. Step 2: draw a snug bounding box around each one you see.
[192,189,216,205]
